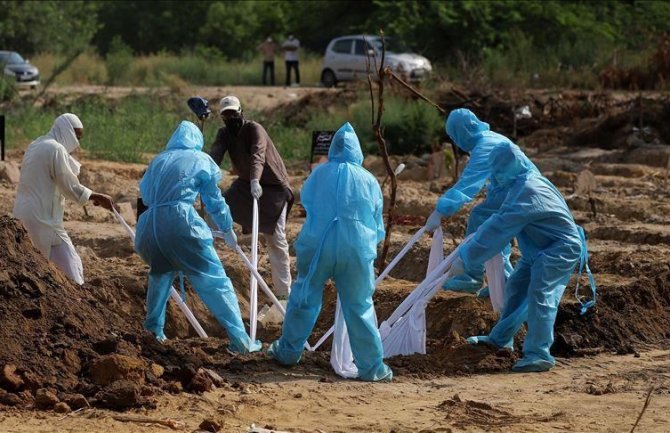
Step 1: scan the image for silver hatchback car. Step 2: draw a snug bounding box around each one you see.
[321,35,432,87]
[1,51,40,88]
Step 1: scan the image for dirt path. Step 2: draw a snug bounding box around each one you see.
[0,349,667,432]
[32,84,338,113]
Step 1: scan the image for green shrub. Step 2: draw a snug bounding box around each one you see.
[380,98,443,156]
[0,76,17,102]
[106,37,134,85]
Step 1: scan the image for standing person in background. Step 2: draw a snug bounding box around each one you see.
[13,113,116,285]
[282,34,300,87]
[210,96,294,299]
[257,37,277,86]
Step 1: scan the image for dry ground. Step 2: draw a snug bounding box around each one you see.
[0,85,668,432]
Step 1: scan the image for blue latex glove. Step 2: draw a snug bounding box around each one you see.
[251,179,263,199]
[425,210,443,232]
[222,229,238,248]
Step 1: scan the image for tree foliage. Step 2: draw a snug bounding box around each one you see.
[1,0,668,66]
[0,0,99,54]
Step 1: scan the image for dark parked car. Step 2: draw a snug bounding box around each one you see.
[1,51,40,88]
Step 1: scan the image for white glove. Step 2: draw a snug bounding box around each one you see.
[424,210,443,232]
[449,256,465,277]
[222,229,238,248]
[251,179,263,199]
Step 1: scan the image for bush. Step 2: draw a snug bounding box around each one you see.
[69,51,107,84]
[0,76,17,102]
[382,98,443,155]
[105,36,134,85]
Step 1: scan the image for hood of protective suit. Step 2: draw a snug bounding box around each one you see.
[445,108,490,152]
[166,121,204,151]
[490,142,533,187]
[48,113,83,154]
[328,122,364,166]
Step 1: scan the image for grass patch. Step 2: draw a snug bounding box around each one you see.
[3,93,318,164]
[31,51,324,87]
[5,93,203,162]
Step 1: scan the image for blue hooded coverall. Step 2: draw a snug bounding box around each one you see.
[438,109,537,293]
[460,142,582,372]
[268,122,393,381]
[135,121,259,353]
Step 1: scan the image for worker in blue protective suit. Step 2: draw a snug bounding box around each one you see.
[135,120,260,353]
[425,108,538,295]
[268,122,392,382]
[452,142,584,372]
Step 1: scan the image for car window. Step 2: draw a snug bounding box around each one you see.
[1,52,24,64]
[370,38,408,54]
[353,39,374,56]
[331,39,353,54]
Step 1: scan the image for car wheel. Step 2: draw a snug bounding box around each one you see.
[321,69,337,88]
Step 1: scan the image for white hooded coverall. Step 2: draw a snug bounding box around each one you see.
[12,113,91,284]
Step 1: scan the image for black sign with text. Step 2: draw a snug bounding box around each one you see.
[310,130,334,168]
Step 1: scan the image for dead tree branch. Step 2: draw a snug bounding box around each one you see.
[365,30,396,269]
[629,385,656,433]
[383,68,461,180]
[363,36,375,126]
[33,48,84,104]
[110,414,184,430]
[384,68,446,115]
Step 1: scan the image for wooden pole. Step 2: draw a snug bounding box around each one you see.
[0,115,5,161]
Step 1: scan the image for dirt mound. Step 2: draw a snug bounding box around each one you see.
[266,87,357,126]
[0,217,132,406]
[437,394,522,428]
[0,216,241,410]
[554,273,670,356]
[569,99,670,152]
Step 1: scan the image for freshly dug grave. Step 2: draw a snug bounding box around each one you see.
[2,208,669,410]
[307,241,670,376]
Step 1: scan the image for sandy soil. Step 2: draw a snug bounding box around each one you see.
[0,349,668,433]
[0,86,669,432]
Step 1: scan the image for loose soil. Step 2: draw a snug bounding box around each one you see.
[0,85,668,432]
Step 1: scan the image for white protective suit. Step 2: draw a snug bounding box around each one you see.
[12,114,92,284]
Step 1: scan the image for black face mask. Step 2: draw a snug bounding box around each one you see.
[225,117,244,136]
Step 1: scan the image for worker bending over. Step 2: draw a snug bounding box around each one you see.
[454,142,583,372]
[135,121,259,353]
[425,108,538,295]
[13,113,115,284]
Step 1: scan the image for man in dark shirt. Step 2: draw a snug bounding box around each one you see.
[210,95,293,298]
